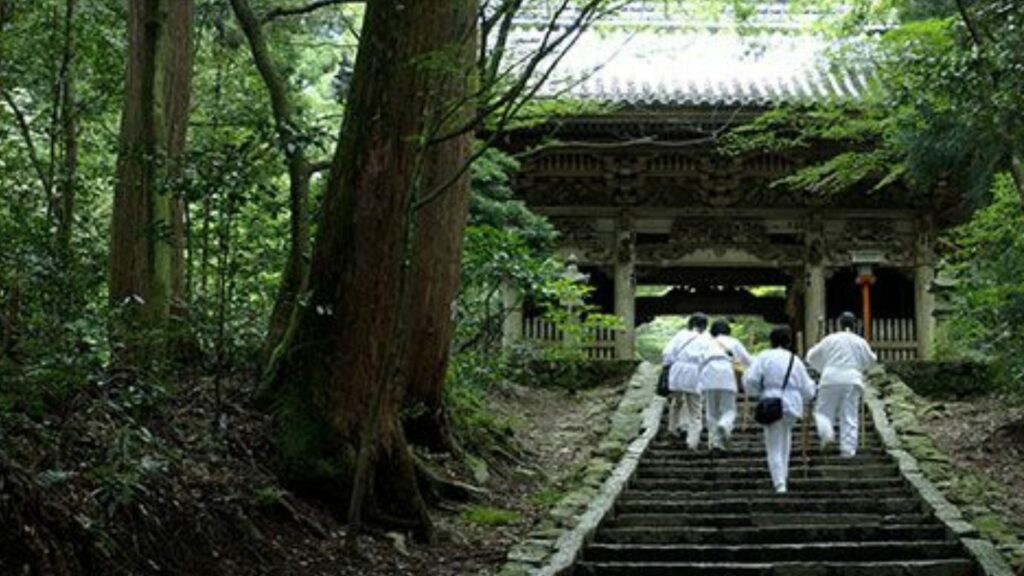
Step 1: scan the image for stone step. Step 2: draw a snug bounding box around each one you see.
[582,541,966,563]
[643,447,888,459]
[573,559,976,576]
[629,477,907,491]
[639,455,892,468]
[594,524,951,545]
[605,512,934,528]
[614,497,924,515]
[635,464,899,480]
[647,444,880,453]
[655,430,888,438]
[618,488,913,501]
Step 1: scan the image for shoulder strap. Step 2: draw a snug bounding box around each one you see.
[781,353,796,390]
[713,337,734,357]
[679,334,699,352]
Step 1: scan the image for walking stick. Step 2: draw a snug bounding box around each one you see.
[802,404,810,478]
[741,390,747,429]
[859,392,866,451]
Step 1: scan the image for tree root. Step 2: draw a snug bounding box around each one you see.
[413,454,487,504]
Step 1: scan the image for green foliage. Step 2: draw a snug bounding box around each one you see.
[936,174,1024,393]
[460,505,521,526]
[723,1,1024,205]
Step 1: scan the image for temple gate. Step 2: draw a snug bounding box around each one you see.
[498,8,962,360]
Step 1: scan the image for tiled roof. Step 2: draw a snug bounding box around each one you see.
[509,6,875,107]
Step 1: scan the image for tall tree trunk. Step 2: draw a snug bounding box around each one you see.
[109,0,193,369]
[401,145,474,452]
[165,0,194,349]
[228,0,312,367]
[266,0,476,539]
[55,0,77,263]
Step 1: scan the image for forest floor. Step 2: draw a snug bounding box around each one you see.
[917,392,1024,533]
[0,373,629,576]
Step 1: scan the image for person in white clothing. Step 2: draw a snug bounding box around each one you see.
[806,311,877,458]
[698,319,753,450]
[743,326,816,493]
[661,313,708,449]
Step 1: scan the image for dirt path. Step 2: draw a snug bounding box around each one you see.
[284,381,629,575]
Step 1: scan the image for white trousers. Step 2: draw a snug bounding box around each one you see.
[814,384,862,457]
[704,390,737,449]
[668,391,702,450]
[763,416,796,491]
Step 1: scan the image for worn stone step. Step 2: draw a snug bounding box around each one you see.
[614,497,924,515]
[635,464,899,480]
[594,524,951,545]
[619,488,912,501]
[639,455,892,468]
[651,430,884,438]
[629,477,906,491]
[605,512,933,528]
[646,442,885,453]
[643,447,888,459]
[582,541,966,563]
[573,559,976,576]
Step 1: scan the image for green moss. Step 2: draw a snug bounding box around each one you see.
[272,382,353,488]
[972,514,1019,546]
[461,505,521,526]
[529,486,567,508]
[886,360,995,399]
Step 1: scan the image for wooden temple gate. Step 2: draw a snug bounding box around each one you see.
[496,9,962,362]
[496,129,956,361]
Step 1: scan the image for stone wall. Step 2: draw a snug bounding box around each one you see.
[867,368,1024,574]
[885,360,996,399]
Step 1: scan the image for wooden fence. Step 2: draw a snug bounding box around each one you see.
[825,317,918,362]
[522,317,617,360]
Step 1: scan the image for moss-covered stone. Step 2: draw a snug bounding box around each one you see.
[886,360,995,399]
[869,368,1024,574]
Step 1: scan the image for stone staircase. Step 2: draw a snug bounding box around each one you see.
[573,414,981,576]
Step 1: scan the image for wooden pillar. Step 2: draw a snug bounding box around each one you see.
[501,282,523,348]
[804,264,826,349]
[915,217,936,359]
[914,265,935,359]
[614,215,636,360]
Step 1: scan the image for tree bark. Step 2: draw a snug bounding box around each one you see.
[266,0,476,539]
[165,0,194,331]
[109,0,193,368]
[228,0,313,367]
[401,139,474,452]
[55,0,77,262]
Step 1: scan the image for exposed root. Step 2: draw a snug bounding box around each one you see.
[414,455,488,504]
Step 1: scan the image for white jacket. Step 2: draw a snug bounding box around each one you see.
[806,330,877,388]
[743,348,816,419]
[698,335,753,393]
[661,329,704,394]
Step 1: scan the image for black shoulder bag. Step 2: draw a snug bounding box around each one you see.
[657,335,698,397]
[754,353,795,426]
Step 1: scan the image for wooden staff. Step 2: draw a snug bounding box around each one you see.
[860,392,866,451]
[740,389,748,429]
[802,404,811,478]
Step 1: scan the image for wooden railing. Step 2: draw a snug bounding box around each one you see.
[522,317,617,360]
[825,317,918,362]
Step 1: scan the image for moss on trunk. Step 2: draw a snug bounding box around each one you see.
[267,0,477,539]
